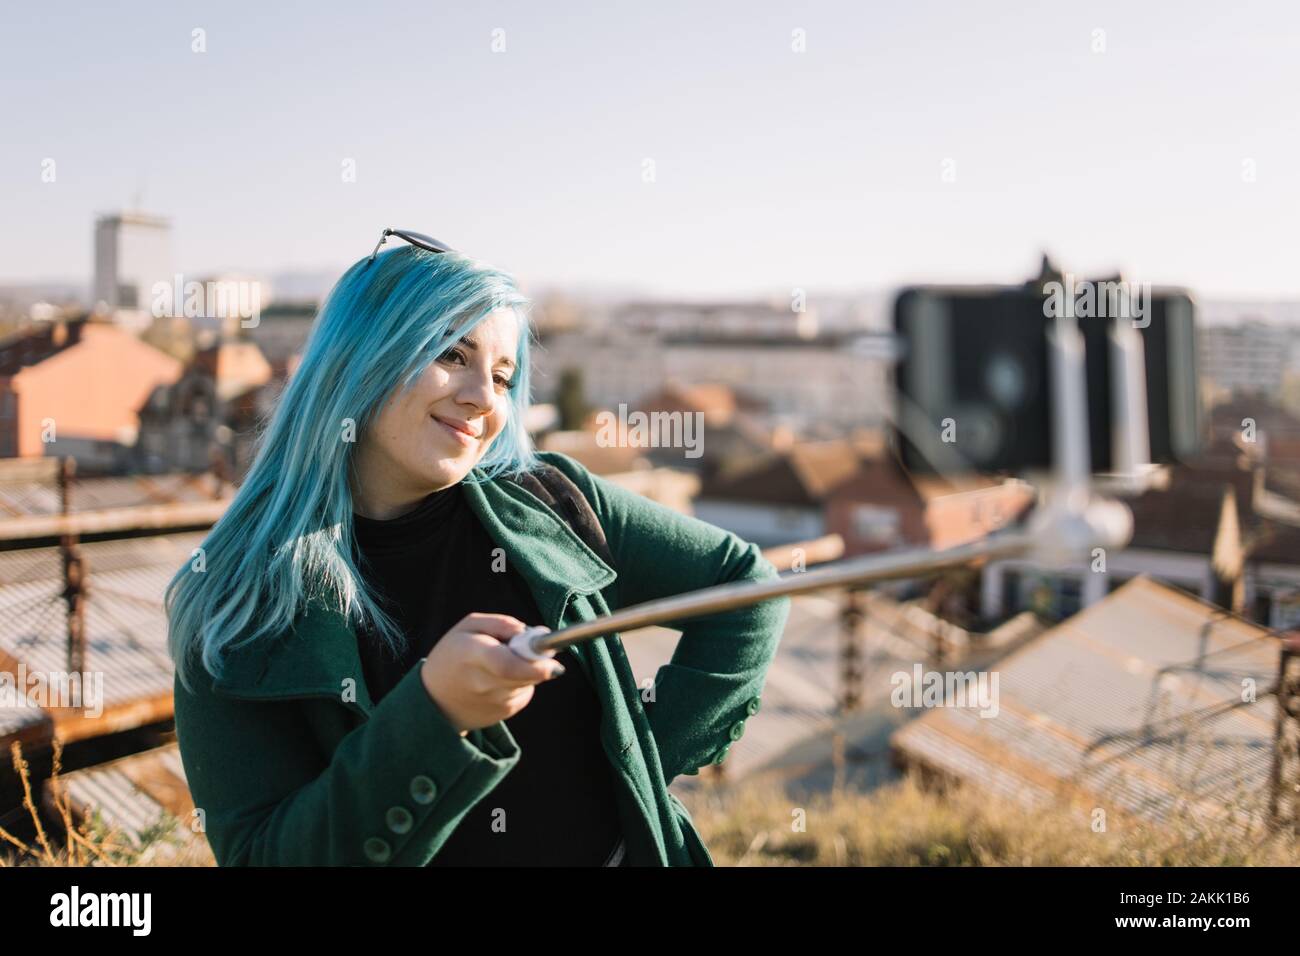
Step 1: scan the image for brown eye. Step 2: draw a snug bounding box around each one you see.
[439,345,513,391]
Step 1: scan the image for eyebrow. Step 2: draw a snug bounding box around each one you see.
[457,333,517,371]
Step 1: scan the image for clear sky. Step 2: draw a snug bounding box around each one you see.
[2,0,1297,300]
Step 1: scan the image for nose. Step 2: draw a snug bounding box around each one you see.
[454,363,497,415]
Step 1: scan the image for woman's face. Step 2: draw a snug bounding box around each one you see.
[351,308,520,518]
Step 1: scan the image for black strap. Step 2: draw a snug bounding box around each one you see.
[500,463,617,572]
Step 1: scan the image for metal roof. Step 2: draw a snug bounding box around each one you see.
[0,532,206,742]
[892,576,1282,830]
[0,472,231,520]
[43,742,213,864]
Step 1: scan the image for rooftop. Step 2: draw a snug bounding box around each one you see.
[892,577,1282,830]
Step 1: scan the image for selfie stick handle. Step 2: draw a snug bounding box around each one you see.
[507,493,1130,660]
[508,626,557,661]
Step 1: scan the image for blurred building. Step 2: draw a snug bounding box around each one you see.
[135,339,276,477]
[616,299,820,339]
[1207,395,1300,460]
[0,316,182,472]
[184,272,272,339]
[537,326,890,435]
[982,429,1300,628]
[92,211,173,332]
[1199,321,1296,397]
[242,301,316,380]
[616,381,776,479]
[694,440,864,547]
[825,462,1034,558]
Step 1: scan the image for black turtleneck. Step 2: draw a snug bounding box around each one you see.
[350,481,624,866]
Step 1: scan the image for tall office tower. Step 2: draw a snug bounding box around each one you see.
[92,211,173,330]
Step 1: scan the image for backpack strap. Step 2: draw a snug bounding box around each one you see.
[500,462,617,572]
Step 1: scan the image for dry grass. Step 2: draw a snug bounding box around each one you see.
[0,741,209,867]
[4,737,1294,867]
[680,772,1300,866]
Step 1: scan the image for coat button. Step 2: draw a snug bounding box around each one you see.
[712,745,730,765]
[729,719,746,741]
[363,837,392,863]
[386,806,414,835]
[746,696,762,716]
[410,775,437,805]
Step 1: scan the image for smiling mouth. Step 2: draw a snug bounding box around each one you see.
[432,415,479,440]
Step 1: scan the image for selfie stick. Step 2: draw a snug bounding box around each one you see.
[509,305,1136,662]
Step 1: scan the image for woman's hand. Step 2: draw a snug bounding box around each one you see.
[419,613,563,735]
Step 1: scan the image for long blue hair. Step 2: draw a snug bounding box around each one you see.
[166,245,542,691]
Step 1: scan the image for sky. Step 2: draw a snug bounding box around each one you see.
[2,0,1298,301]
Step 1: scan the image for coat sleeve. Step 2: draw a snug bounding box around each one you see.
[537,451,791,786]
[173,661,521,866]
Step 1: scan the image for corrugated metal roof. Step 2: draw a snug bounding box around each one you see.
[0,532,206,739]
[44,741,213,863]
[892,577,1282,829]
[0,472,231,519]
[0,703,47,737]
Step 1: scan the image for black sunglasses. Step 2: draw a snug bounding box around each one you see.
[368,227,455,263]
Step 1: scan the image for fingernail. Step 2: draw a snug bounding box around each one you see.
[549,663,566,679]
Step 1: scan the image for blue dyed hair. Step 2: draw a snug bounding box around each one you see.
[166,245,542,691]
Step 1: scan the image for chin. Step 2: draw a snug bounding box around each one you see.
[438,450,485,480]
[426,460,469,484]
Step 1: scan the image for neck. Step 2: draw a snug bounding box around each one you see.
[350,459,456,521]
[352,488,429,521]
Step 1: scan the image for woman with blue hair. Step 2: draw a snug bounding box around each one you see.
[167,231,789,866]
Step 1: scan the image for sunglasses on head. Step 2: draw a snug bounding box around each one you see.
[368,228,455,263]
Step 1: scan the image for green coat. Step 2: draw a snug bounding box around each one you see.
[173,450,790,866]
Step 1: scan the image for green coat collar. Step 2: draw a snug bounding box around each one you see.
[211,463,617,712]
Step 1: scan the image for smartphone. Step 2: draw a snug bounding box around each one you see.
[892,284,1203,476]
